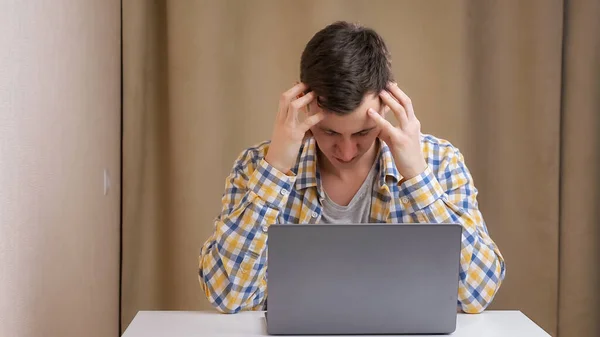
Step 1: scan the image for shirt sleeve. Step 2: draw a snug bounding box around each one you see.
[398,147,506,314]
[198,148,295,314]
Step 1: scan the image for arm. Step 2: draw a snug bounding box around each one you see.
[369,83,505,312]
[198,148,295,313]
[398,146,506,314]
[199,82,321,313]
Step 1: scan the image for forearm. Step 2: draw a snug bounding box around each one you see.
[199,203,273,313]
[421,198,504,313]
[199,158,294,313]
[399,165,506,313]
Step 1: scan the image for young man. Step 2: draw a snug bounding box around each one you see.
[199,21,505,314]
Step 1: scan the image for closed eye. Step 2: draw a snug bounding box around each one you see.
[354,127,376,136]
[321,128,373,136]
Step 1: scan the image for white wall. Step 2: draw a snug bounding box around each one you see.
[0,1,121,336]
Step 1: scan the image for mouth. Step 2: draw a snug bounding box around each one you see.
[334,156,356,164]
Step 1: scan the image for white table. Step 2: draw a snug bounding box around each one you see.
[122,310,550,337]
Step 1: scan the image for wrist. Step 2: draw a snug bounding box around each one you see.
[398,165,445,213]
[248,158,296,210]
[264,154,291,175]
[398,160,427,180]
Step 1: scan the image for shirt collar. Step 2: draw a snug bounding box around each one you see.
[293,137,401,192]
[293,137,320,191]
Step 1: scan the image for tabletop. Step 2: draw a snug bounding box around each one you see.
[122,310,551,337]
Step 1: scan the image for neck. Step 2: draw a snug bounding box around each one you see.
[317,140,380,180]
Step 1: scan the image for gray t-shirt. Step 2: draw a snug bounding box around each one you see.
[319,161,378,224]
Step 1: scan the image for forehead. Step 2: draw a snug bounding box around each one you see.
[317,93,382,132]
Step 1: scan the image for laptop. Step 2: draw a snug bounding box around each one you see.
[265,223,463,335]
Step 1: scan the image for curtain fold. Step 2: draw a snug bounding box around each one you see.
[463,1,564,332]
[558,1,600,336]
[121,0,170,328]
[121,1,600,335]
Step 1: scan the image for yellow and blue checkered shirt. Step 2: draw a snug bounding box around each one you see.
[199,134,506,314]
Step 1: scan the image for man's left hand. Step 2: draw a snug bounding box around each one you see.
[368,82,427,180]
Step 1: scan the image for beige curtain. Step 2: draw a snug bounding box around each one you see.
[122,1,600,336]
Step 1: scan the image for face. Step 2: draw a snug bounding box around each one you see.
[305,93,385,170]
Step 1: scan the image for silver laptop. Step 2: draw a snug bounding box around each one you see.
[265,223,463,335]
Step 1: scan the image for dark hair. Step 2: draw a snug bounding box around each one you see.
[300,21,394,115]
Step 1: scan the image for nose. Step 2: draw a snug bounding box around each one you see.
[336,139,357,161]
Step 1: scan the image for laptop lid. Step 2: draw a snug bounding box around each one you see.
[266,223,463,335]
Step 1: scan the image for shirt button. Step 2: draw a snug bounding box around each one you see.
[280,189,289,196]
[401,197,410,204]
[311,211,318,218]
[261,225,268,232]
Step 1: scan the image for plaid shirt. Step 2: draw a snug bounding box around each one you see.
[199,134,506,314]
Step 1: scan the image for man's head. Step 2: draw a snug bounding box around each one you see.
[299,21,394,169]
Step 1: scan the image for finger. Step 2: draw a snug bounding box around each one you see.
[278,82,309,121]
[367,108,396,135]
[301,111,325,131]
[379,90,409,127]
[287,91,316,123]
[387,82,415,119]
[382,105,392,117]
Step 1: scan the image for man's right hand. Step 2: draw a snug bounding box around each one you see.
[264,83,325,173]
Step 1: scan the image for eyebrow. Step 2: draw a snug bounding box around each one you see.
[320,126,376,135]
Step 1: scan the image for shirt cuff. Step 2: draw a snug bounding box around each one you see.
[398,165,445,214]
[247,158,296,210]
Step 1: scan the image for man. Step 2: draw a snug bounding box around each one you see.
[199,21,505,315]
